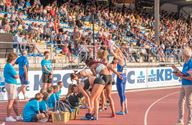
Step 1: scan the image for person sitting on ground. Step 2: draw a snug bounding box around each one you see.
[40,88,47,94]
[65,84,80,109]
[39,92,49,113]
[39,92,52,121]
[47,85,60,111]
[47,87,54,95]
[57,81,63,98]
[23,93,48,122]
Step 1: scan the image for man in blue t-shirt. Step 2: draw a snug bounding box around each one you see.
[15,50,29,99]
[41,51,53,90]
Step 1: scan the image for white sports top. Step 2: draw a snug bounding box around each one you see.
[96,64,106,74]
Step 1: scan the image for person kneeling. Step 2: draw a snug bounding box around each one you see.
[23,93,48,122]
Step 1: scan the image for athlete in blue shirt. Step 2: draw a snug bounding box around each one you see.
[41,51,53,90]
[15,50,29,99]
[4,53,23,122]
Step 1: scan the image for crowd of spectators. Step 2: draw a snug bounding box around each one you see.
[0,0,191,63]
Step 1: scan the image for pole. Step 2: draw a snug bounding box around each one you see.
[92,13,96,60]
[154,0,160,43]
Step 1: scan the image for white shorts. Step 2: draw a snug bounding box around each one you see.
[5,83,18,100]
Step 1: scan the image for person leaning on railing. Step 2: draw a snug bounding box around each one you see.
[172,47,192,125]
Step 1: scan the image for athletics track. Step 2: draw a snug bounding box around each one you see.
[0,87,182,125]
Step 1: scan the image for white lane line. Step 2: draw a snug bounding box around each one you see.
[144,91,179,125]
[112,86,180,94]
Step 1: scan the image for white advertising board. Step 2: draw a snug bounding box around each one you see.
[0,67,181,100]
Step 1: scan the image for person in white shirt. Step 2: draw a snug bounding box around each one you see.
[13,32,23,54]
[108,34,116,55]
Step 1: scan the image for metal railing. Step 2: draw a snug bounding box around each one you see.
[0,41,183,70]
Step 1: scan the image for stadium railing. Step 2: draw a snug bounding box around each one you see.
[0,41,183,71]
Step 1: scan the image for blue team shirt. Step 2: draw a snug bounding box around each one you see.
[24,1,31,8]
[56,90,61,99]
[39,100,48,112]
[15,56,29,76]
[181,58,192,85]
[41,59,52,74]
[47,93,58,109]
[3,63,17,84]
[23,99,40,122]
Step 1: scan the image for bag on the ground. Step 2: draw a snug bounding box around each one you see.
[54,100,73,112]
[66,94,80,108]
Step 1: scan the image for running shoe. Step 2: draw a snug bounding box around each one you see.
[16,115,23,121]
[81,113,97,120]
[80,105,88,109]
[116,111,125,115]
[5,116,16,122]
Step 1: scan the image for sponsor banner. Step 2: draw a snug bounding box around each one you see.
[0,70,74,100]
[146,67,180,88]
[0,67,181,100]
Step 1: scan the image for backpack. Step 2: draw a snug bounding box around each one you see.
[54,100,73,113]
[66,94,80,108]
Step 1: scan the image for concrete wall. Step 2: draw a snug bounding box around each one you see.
[161,3,178,13]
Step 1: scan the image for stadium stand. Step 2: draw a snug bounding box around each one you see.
[0,0,191,68]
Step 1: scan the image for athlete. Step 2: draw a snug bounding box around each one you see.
[112,48,128,115]
[85,59,122,117]
[70,72,93,110]
[70,72,105,120]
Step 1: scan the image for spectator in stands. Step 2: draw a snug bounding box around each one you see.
[24,0,31,9]
[5,0,11,12]
[15,50,29,100]
[27,33,41,54]
[1,14,8,27]
[73,26,81,49]
[13,32,23,54]
[3,20,10,32]
[4,52,23,122]
[0,0,5,11]
[0,0,191,63]
[41,51,53,90]
[62,43,73,63]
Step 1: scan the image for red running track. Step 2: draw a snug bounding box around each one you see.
[0,87,181,125]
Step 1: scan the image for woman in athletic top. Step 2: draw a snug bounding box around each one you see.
[73,69,93,78]
[70,72,105,120]
[70,73,93,110]
[112,48,128,115]
[85,59,122,117]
